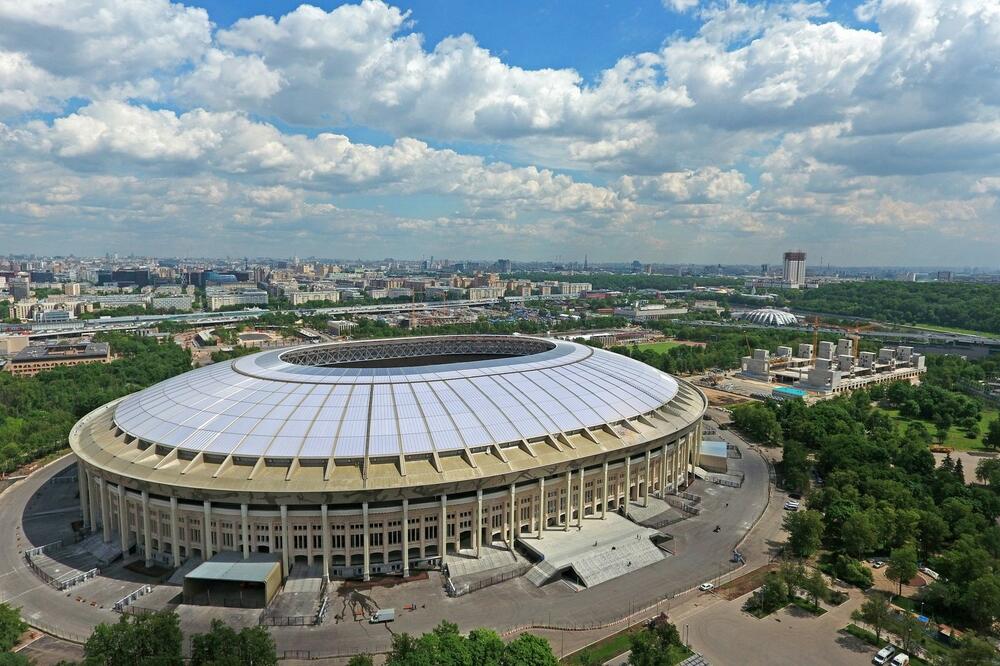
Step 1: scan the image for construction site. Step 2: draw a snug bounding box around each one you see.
[740,337,926,394]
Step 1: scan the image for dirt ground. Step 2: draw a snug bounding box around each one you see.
[698,386,755,407]
[716,563,779,600]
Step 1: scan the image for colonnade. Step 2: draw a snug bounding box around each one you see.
[78,428,700,580]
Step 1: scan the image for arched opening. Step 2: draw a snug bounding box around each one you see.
[350,554,364,566]
[459,530,472,550]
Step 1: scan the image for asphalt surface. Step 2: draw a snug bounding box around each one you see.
[0,421,772,662]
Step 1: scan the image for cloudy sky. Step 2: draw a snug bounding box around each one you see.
[2,0,999,265]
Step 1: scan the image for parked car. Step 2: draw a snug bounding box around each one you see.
[872,645,896,665]
[872,560,885,569]
[890,653,910,666]
[919,566,940,581]
[783,500,800,511]
[698,582,715,592]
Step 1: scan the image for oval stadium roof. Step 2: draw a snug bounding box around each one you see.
[741,308,798,326]
[112,336,680,462]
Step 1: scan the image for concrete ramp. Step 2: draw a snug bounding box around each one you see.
[167,556,203,585]
[518,513,666,590]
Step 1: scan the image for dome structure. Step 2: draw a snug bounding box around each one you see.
[740,308,798,326]
[70,335,706,582]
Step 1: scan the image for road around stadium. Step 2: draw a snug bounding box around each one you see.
[0,413,773,664]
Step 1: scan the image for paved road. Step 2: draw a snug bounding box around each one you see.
[0,422,773,662]
[0,454,116,643]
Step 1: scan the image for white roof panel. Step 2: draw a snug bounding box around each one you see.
[112,337,681,461]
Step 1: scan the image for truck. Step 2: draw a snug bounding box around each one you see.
[369,608,396,624]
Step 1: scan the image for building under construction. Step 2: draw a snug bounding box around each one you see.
[741,338,926,395]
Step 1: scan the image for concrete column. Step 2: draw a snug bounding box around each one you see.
[539,477,546,539]
[98,477,111,543]
[78,466,90,531]
[117,484,128,555]
[661,445,668,494]
[564,470,571,530]
[241,504,250,559]
[401,500,410,577]
[643,450,651,508]
[321,504,331,581]
[439,494,447,558]
[474,490,482,555]
[280,505,289,577]
[602,461,608,519]
[508,483,516,550]
[86,470,98,532]
[577,467,584,526]
[141,490,153,567]
[202,500,213,561]
[624,455,631,507]
[362,502,370,582]
[673,441,680,492]
[169,496,180,567]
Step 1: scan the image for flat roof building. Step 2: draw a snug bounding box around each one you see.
[6,341,111,377]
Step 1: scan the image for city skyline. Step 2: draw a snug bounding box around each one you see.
[2,0,1000,264]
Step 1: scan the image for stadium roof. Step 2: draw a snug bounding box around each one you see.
[112,336,680,462]
[741,308,798,326]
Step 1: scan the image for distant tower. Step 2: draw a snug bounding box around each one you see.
[782,251,806,287]
[583,254,588,271]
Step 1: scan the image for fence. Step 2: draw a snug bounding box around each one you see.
[24,543,98,591]
[447,561,534,597]
[727,444,743,459]
[259,614,313,627]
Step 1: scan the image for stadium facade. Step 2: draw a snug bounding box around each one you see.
[70,336,705,581]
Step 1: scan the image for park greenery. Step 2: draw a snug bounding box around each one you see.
[732,386,1000,633]
[347,620,558,666]
[776,281,1000,335]
[742,563,831,617]
[626,617,692,666]
[0,603,26,654]
[0,333,191,473]
[70,610,276,666]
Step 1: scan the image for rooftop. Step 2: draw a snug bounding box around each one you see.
[12,341,109,363]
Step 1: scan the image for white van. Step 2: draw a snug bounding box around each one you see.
[369,608,396,623]
[872,645,895,665]
[890,654,909,666]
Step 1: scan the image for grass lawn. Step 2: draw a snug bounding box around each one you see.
[561,626,639,665]
[882,407,999,451]
[906,322,1000,339]
[790,597,827,616]
[561,626,691,666]
[630,340,685,353]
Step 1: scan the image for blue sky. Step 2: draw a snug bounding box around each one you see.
[0,0,999,266]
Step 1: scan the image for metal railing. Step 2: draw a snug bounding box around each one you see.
[447,561,533,597]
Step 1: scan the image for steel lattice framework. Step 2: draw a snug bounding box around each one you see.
[279,335,554,367]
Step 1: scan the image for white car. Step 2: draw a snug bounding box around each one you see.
[919,566,940,580]
[698,582,715,592]
[890,654,909,666]
[872,645,895,665]
[872,560,885,569]
[783,500,800,511]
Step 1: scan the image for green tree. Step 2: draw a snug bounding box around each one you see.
[0,603,26,652]
[0,653,31,666]
[853,594,891,642]
[802,569,827,610]
[190,619,276,666]
[783,510,825,558]
[984,418,1000,451]
[83,611,183,666]
[962,574,1000,630]
[467,628,504,666]
[502,633,557,666]
[975,458,1000,488]
[885,544,918,596]
[347,657,375,666]
[944,634,1000,666]
[841,512,877,559]
[628,619,685,666]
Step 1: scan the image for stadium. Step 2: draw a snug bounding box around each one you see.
[70,335,705,584]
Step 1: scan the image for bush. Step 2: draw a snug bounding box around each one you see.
[831,555,873,589]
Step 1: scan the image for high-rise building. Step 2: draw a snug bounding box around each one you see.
[782,251,806,287]
[10,275,30,300]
